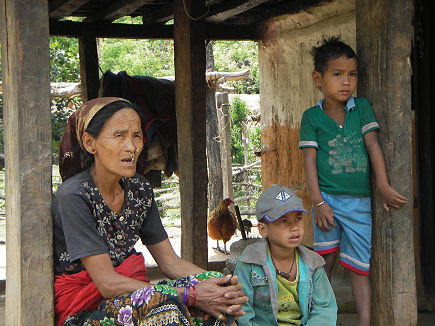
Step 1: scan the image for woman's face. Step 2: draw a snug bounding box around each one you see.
[88,108,144,179]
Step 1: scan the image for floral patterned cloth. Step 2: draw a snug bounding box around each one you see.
[63,272,224,326]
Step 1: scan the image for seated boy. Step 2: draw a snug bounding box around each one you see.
[234,184,337,325]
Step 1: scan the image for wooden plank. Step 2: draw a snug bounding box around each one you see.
[84,0,153,23]
[0,0,53,325]
[78,23,100,101]
[216,93,235,201]
[206,0,268,23]
[248,0,327,25]
[174,0,208,268]
[49,0,91,19]
[49,19,259,40]
[50,19,174,39]
[206,42,224,212]
[356,0,417,324]
[205,23,260,41]
[141,3,174,24]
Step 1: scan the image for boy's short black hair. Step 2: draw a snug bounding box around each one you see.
[311,36,357,74]
[258,217,269,224]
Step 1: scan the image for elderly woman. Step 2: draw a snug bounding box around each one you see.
[53,97,247,326]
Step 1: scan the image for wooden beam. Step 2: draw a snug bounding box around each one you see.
[0,0,53,325]
[84,0,153,23]
[141,3,173,24]
[174,0,207,268]
[50,19,174,39]
[206,0,268,23]
[206,23,260,41]
[49,0,91,19]
[78,23,100,101]
[249,0,328,26]
[356,0,417,324]
[217,93,235,202]
[49,19,259,40]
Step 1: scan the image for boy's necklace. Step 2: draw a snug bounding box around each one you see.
[272,253,296,280]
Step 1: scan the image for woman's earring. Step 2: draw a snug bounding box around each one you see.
[135,148,140,153]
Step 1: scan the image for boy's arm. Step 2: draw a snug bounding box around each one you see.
[233,261,256,326]
[305,267,337,326]
[302,148,335,231]
[364,130,408,211]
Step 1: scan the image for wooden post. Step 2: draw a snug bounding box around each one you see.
[216,92,234,201]
[174,0,207,268]
[79,23,100,101]
[0,1,53,325]
[206,42,223,212]
[242,123,250,207]
[356,0,417,324]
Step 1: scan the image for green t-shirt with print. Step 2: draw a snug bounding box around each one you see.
[299,97,379,196]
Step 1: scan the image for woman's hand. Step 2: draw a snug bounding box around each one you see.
[314,202,335,231]
[192,275,248,322]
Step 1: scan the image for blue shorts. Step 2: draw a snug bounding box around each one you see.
[312,192,372,275]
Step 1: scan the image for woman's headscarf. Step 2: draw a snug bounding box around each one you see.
[59,97,142,181]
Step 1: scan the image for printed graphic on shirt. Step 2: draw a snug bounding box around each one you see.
[328,131,367,175]
[278,295,302,325]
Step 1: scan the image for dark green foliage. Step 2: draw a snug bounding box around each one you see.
[49,37,82,163]
[99,39,175,77]
[230,97,262,211]
[214,41,259,94]
[50,37,80,82]
[230,96,261,166]
[230,97,250,164]
[1,35,260,167]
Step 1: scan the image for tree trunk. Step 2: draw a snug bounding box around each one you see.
[217,92,234,201]
[206,42,223,211]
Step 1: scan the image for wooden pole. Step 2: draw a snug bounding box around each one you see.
[206,42,224,212]
[79,23,100,101]
[242,123,250,207]
[0,0,53,325]
[217,92,235,201]
[174,0,208,268]
[356,0,417,324]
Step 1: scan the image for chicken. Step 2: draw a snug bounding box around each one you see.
[207,198,237,254]
[238,219,253,237]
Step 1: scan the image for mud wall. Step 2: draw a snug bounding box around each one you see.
[259,0,355,245]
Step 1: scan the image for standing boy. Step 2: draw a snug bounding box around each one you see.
[234,184,337,326]
[299,37,407,326]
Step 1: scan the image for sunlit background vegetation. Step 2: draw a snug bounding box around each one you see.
[0,29,262,221]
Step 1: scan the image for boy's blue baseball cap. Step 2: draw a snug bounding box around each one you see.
[256,184,308,222]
